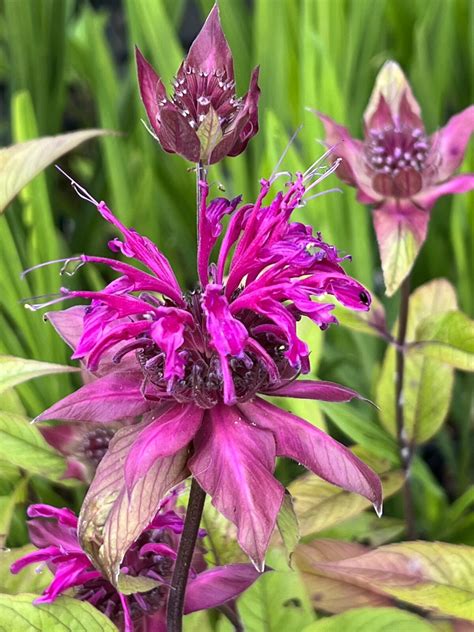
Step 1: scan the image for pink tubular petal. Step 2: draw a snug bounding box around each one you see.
[414,173,474,211]
[189,405,284,569]
[34,557,93,603]
[136,46,167,137]
[10,545,60,574]
[35,371,150,423]
[124,404,203,491]
[184,564,263,613]
[150,309,191,380]
[266,379,365,402]
[119,593,133,632]
[430,105,474,181]
[315,111,378,201]
[239,397,382,515]
[27,504,78,528]
[185,4,234,77]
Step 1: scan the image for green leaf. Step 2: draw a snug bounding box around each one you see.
[0,477,28,547]
[0,129,111,213]
[413,311,474,372]
[117,574,160,595]
[0,355,78,396]
[0,546,52,595]
[302,607,436,631]
[276,490,300,562]
[288,451,403,538]
[313,541,474,621]
[236,549,315,631]
[0,593,119,631]
[332,294,387,339]
[196,106,223,162]
[0,411,65,479]
[377,279,458,443]
[201,500,247,567]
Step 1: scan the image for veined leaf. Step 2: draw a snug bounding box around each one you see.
[236,548,315,631]
[0,593,118,631]
[413,311,474,372]
[289,450,403,537]
[294,540,393,614]
[377,279,458,443]
[276,490,300,562]
[0,355,78,395]
[302,607,436,631]
[79,420,188,586]
[314,541,474,621]
[0,411,65,479]
[0,129,111,213]
[0,546,52,595]
[197,106,223,162]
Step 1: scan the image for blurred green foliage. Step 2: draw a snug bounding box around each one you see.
[0,1,473,625]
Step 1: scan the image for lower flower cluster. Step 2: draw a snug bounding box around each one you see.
[11,497,260,632]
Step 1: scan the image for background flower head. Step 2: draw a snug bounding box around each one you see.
[316,60,474,295]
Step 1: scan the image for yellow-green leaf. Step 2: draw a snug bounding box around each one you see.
[276,490,300,562]
[314,541,474,621]
[332,294,387,339]
[0,546,52,595]
[414,311,474,372]
[377,279,457,442]
[289,450,403,537]
[0,593,118,631]
[0,129,111,213]
[0,411,65,479]
[0,355,78,395]
[303,607,437,631]
[196,106,223,162]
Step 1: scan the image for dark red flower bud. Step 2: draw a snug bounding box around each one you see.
[136,4,260,164]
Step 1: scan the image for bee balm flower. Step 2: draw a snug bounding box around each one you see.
[136,4,259,164]
[316,60,474,295]
[29,167,382,577]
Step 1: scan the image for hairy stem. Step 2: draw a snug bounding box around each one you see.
[167,477,206,632]
[395,275,416,538]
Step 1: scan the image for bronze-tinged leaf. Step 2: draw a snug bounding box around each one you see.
[314,541,474,622]
[294,540,393,614]
[0,355,78,395]
[0,129,112,213]
[302,606,436,631]
[79,420,189,585]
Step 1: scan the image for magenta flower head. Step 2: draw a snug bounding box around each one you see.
[29,165,382,579]
[136,4,260,164]
[11,500,260,632]
[316,61,474,295]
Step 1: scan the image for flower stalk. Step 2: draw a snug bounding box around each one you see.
[395,275,415,538]
[167,477,207,632]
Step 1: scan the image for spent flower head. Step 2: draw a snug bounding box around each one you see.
[136,4,259,164]
[27,162,382,579]
[11,499,260,632]
[316,60,474,295]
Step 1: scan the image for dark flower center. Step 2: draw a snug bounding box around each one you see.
[81,427,116,467]
[75,527,177,625]
[171,65,242,130]
[365,126,431,197]
[134,290,296,409]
